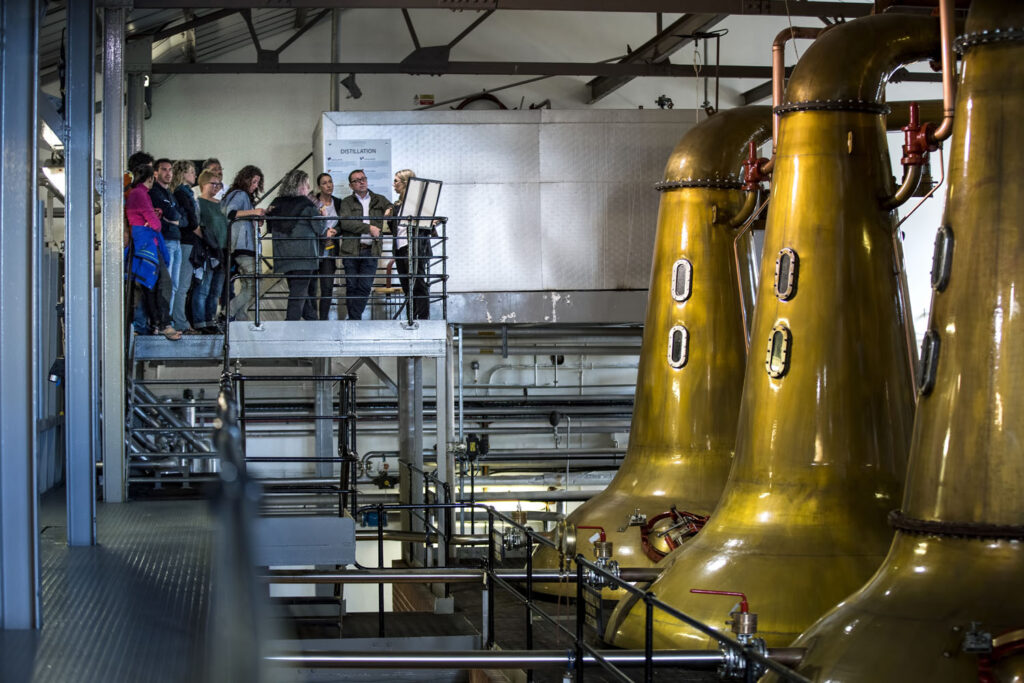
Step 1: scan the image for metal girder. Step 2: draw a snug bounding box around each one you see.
[151,60,781,78]
[587,13,726,104]
[101,7,126,503]
[127,8,239,42]
[121,0,872,17]
[0,0,41,630]
[65,0,98,545]
[741,78,777,104]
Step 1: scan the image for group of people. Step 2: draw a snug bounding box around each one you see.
[125,153,433,340]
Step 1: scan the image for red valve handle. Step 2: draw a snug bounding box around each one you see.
[576,525,607,543]
[690,588,750,613]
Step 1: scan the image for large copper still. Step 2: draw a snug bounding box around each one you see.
[779,1,1024,680]
[531,106,772,598]
[605,13,938,648]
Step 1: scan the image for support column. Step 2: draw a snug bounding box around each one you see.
[0,0,41,629]
[313,358,333,479]
[397,357,424,566]
[65,0,97,545]
[125,74,144,156]
[101,7,126,503]
[330,9,343,111]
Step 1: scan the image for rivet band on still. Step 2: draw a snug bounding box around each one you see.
[774,100,892,116]
[654,178,744,192]
[955,27,1024,53]
[888,510,1024,540]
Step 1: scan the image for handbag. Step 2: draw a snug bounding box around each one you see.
[189,240,209,269]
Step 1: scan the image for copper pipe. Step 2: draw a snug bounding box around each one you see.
[929,0,956,143]
[732,195,770,353]
[881,164,923,211]
[726,189,759,228]
[770,27,823,152]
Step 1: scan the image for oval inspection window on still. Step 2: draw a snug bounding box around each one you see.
[668,325,689,368]
[774,248,798,301]
[931,225,954,292]
[671,259,693,302]
[765,324,792,378]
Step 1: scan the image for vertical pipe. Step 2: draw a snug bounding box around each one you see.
[0,0,40,628]
[65,0,97,546]
[929,0,956,143]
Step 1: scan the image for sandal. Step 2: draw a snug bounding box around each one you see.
[160,326,183,341]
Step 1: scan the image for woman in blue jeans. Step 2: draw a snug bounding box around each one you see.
[192,170,228,333]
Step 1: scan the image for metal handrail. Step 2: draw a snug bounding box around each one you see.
[224,214,448,329]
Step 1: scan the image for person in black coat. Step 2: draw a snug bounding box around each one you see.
[387,169,433,320]
[267,170,336,321]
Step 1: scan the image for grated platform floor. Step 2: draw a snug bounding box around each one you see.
[0,490,213,683]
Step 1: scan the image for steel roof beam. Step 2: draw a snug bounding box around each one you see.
[119,1,872,17]
[151,61,792,78]
[587,13,726,104]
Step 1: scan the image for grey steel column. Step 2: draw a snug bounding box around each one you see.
[313,358,332,479]
[101,7,126,503]
[125,74,144,156]
[0,0,41,629]
[330,9,343,111]
[397,357,424,565]
[65,0,97,545]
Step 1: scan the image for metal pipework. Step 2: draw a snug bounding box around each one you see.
[770,27,823,158]
[263,567,663,584]
[780,2,1024,681]
[267,650,724,670]
[607,13,935,651]
[531,106,772,600]
[929,0,956,144]
[882,162,923,211]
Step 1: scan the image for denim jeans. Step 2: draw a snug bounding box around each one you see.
[341,251,378,320]
[165,239,182,326]
[172,243,194,330]
[228,254,256,321]
[192,266,224,328]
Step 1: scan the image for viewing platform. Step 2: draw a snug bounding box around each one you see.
[132,319,448,361]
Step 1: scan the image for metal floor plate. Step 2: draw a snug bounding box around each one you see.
[0,491,212,683]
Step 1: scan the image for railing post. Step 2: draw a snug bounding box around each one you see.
[525,533,535,683]
[644,594,655,683]
[377,502,385,637]
[253,223,262,327]
[575,559,586,682]
[486,507,496,649]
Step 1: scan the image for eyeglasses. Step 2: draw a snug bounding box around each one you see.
[211,182,223,188]
[350,177,368,184]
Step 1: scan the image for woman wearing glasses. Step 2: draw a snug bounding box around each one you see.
[192,170,229,333]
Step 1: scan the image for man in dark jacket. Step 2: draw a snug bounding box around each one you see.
[336,169,392,320]
[150,158,185,329]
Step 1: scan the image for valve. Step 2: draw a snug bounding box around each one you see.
[577,526,620,589]
[371,463,397,489]
[742,141,771,191]
[502,507,532,551]
[901,101,940,168]
[690,588,767,680]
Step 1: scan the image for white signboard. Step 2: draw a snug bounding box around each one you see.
[324,138,392,198]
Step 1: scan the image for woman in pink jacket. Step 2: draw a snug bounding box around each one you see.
[127,166,181,340]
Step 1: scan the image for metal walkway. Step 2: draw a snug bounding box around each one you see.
[0,491,212,683]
